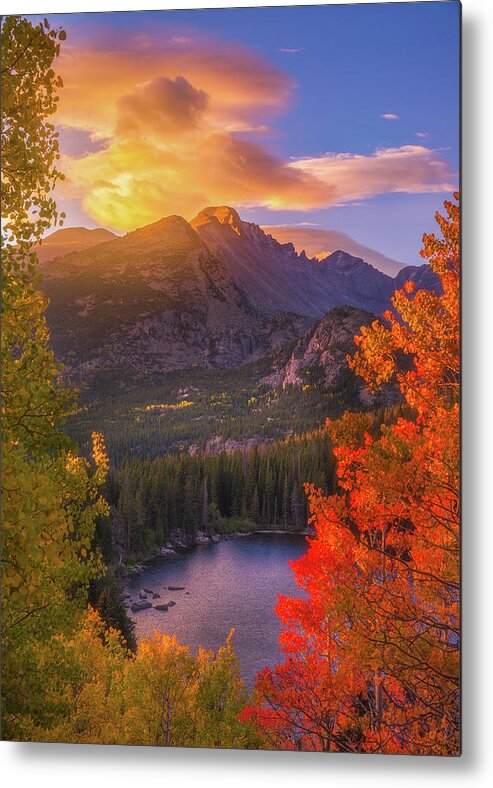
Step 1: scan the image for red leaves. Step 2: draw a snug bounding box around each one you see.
[246,196,460,755]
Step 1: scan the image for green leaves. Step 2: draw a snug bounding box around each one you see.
[1,16,66,253]
[1,17,111,741]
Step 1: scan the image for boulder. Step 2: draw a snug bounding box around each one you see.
[166,600,176,607]
[154,604,169,611]
[139,590,148,599]
[168,585,185,591]
[131,600,152,612]
[159,547,177,557]
[143,587,154,594]
[152,592,160,599]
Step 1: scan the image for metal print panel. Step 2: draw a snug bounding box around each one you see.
[1,1,460,755]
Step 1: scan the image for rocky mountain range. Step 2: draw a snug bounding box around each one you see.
[39,206,436,380]
[261,224,405,277]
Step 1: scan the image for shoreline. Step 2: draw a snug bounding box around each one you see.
[120,528,313,577]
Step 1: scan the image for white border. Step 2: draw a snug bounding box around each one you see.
[2,1,493,786]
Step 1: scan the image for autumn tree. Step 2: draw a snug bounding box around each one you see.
[1,16,256,749]
[1,16,109,739]
[244,195,460,756]
[22,609,257,748]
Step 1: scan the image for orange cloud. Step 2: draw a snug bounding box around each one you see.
[289,146,455,204]
[56,35,293,138]
[116,76,209,139]
[55,31,456,231]
[61,132,329,230]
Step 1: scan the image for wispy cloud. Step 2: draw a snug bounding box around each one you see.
[289,146,456,204]
[172,36,194,45]
[416,131,429,139]
[277,48,303,54]
[381,113,399,121]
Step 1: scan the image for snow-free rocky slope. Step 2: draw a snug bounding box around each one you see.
[266,305,399,407]
[191,207,395,318]
[40,206,434,376]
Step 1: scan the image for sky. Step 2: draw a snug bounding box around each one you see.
[31,2,460,265]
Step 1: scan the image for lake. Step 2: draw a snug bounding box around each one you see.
[125,533,308,687]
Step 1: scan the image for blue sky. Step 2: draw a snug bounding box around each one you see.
[34,2,460,265]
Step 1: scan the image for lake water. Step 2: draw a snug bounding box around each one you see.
[125,533,308,687]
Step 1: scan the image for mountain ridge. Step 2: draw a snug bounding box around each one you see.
[40,206,436,378]
[261,224,406,277]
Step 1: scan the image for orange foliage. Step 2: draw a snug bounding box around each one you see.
[243,194,460,755]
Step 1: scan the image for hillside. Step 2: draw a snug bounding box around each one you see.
[265,305,398,408]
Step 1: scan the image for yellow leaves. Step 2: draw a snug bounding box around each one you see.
[17,615,253,748]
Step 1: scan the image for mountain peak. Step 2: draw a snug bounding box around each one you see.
[191,206,242,234]
[320,249,379,273]
[127,214,203,249]
[42,227,117,245]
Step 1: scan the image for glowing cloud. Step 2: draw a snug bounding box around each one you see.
[56,34,294,139]
[289,146,455,205]
[54,29,456,231]
[116,76,209,139]
[382,112,400,120]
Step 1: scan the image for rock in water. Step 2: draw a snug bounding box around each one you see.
[131,600,152,612]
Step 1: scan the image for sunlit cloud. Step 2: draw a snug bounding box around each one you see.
[277,48,303,54]
[381,112,399,120]
[416,131,429,139]
[56,34,294,139]
[60,132,329,230]
[55,29,456,232]
[116,76,209,139]
[289,146,455,205]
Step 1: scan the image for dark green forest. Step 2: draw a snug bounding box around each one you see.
[90,403,409,565]
[105,431,334,559]
[67,357,362,466]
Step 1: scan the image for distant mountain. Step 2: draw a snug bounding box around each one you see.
[40,206,438,379]
[191,206,395,317]
[261,224,405,277]
[36,227,117,264]
[393,263,442,294]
